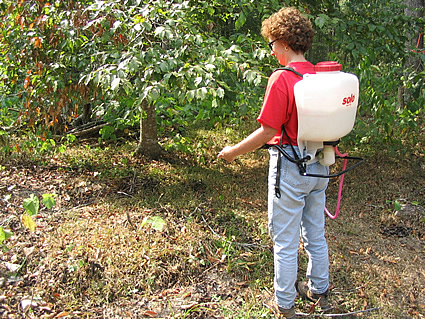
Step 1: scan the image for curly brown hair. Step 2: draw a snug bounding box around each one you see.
[261,7,314,54]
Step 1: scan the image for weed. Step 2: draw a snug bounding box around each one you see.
[0,120,423,317]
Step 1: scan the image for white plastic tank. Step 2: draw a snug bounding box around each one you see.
[294,61,359,166]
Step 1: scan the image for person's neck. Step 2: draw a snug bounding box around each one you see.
[287,55,307,64]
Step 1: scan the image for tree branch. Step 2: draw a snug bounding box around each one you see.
[295,307,381,317]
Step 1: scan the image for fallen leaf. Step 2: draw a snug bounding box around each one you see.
[22,214,36,232]
[206,255,220,263]
[23,246,35,257]
[2,304,11,312]
[143,310,158,318]
[236,281,248,286]
[158,288,180,297]
[21,299,37,311]
[55,311,69,318]
[308,301,317,313]
[181,302,199,310]
[39,303,54,312]
[182,292,191,299]
[394,276,401,286]
[4,262,20,272]
[381,288,387,298]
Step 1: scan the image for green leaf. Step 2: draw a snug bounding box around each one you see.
[187,90,195,101]
[99,125,116,140]
[205,64,215,71]
[22,214,36,232]
[142,216,166,232]
[217,87,225,99]
[111,77,121,91]
[197,87,208,100]
[23,194,39,216]
[149,87,160,101]
[368,24,376,32]
[235,12,246,30]
[155,26,165,38]
[394,200,402,212]
[0,227,13,244]
[42,194,56,210]
[315,14,328,29]
[159,61,169,72]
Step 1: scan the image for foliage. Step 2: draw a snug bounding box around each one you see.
[0,1,95,135]
[0,227,13,251]
[22,193,56,232]
[0,0,424,154]
[77,0,271,132]
[1,192,56,253]
[1,124,424,317]
[142,215,166,232]
[310,0,424,144]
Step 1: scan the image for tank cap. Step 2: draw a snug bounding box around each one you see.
[315,61,342,72]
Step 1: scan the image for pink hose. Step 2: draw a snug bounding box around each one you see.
[325,147,348,219]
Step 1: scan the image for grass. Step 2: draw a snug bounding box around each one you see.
[0,120,424,318]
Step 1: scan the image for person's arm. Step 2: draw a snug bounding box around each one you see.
[218,124,277,162]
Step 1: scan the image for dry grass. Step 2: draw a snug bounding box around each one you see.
[0,123,424,318]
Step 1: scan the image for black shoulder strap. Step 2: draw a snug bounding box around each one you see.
[274,67,304,78]
[272,66,304,198]
[273,66,303,147]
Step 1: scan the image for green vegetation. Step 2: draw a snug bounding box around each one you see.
[1,122,424,317]
[0,0,424,318]
[0,0,423,157]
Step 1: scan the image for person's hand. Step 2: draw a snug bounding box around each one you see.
[218,146,236,162]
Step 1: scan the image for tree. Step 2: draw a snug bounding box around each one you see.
[1,0,274,157]
[405,0,424,70]
[402,0,424,108]
[0,1,96,137]
[79,0,269,158]
[1,0,423,155]
[307,0,424,141]
[137,99,162,158]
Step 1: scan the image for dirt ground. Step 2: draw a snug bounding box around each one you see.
[0,143,424,318]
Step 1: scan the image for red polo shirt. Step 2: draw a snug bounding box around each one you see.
[257,61,315,145]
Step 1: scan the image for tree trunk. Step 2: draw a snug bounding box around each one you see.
[135,99,162,159]
[405,0,424,71]
[400,0,424,107]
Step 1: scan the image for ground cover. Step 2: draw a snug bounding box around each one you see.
[0,125,424,318]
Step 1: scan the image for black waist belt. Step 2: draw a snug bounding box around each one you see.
[263,125,364,198]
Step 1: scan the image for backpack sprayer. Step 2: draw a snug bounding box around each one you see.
[272,61,364,219]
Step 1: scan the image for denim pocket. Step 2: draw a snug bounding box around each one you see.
[281,157,310,188]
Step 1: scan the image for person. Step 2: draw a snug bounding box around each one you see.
[218,7,331,319]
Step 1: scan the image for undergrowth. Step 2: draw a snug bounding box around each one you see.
[0,119,424,318]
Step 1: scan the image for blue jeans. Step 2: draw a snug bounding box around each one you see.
[268,147,330,309]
